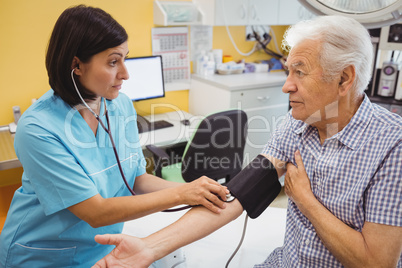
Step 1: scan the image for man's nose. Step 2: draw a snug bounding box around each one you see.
[282,75,297,94]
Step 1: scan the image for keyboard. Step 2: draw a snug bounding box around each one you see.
[137,119,173,133]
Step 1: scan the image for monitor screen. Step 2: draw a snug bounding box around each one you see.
[120,55,165,101]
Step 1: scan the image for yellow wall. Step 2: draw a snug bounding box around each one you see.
[213,26,287,63]
[0,0,287,124]
[0,0,287,229]
[0,0,156,125]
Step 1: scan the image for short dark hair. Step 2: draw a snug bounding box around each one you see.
[46,5,128,106]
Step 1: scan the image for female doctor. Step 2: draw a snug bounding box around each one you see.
[0,5,228,267]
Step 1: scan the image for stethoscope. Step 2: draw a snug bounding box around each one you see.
[70,68,191,212]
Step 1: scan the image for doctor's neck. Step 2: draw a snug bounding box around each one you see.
[77,96,102,118]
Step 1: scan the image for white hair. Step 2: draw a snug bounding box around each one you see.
[283,15,373,94]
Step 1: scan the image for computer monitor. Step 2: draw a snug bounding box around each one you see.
[120,55,165,101]
[120,55,173,133]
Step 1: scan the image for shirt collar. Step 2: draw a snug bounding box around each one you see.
[294,122,307,135]
[336,94,373,150]
[292,94,373,150]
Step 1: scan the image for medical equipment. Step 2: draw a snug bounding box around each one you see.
[8,106,21,134]
[377,60,398,97]
[395,70,402,100]
[226,154,282,219]
[71,69,190,212]
[13,106,21,124]
[120,56,173,133]
[225,214,248,268]
[225,154,281,267]
[225,192,235,202]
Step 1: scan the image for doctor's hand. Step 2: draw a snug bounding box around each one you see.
[92,234,153,268]
[177,176,228,214]
[285,151,315,213]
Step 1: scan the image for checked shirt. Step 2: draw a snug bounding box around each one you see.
[258,95,402,268]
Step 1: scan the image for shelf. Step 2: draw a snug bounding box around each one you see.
[368,95,402,106]
[165,81,190,92]
[0,128,21,171]
[153,1,204,26]
[368,95,402,116]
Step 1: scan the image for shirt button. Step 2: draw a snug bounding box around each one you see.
[305,239,310,246]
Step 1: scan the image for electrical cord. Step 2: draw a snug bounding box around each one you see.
[221,0,258,56]
[251,27,283,59]
[220,0,284,60]
[225,213,249,268]
[269,26,282,57]
[395,51,401,63]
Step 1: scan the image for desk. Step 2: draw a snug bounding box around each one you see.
[123,206,287,268]
[0,111,196,171]
[138,110,199,149]
[0,126,21,171]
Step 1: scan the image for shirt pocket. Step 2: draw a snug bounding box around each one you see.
[9,242,76,268]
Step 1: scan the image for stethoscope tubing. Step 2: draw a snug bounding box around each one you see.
[71,69,190,212]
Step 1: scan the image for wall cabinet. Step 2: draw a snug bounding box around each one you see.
[154,1,204,26]
[196,0,279,26]
[190,73,289,163]
[195,0,314,26]
[277,0,316,25]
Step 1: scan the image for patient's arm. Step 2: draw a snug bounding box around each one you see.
[93,200,243,268]
[146,199,243,260]
[93,154,286,267]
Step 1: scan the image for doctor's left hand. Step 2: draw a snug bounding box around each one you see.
[177,176,228,214]
[92,234,153,268]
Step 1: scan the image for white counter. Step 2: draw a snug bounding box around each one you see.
[192,72,287,91]
[190,72,289,161]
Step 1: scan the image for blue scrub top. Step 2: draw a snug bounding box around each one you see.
[0,90,146,267]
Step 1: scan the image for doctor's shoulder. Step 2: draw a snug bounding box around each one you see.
[15,90,71,139]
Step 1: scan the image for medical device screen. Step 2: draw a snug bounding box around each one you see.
[120,55,165,101]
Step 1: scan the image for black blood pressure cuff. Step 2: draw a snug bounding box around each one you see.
[226,154,281,219]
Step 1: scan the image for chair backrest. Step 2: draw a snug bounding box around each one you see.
[181,109,248,183]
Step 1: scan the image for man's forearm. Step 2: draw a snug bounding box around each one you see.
[301,198,401,268]
[301,199,368,266]
[144,199,244,260]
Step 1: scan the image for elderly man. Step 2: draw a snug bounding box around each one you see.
[93,16,402,268]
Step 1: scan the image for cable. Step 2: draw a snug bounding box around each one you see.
[269,27,282,56]
[395,51,401,63]
[220,0,284,59]
[257,38,283,59]
[71,69,191,213]
[221,0,257,56]
[250,27,283,59]
[225,214,249,268]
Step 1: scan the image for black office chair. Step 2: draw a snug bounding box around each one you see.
[146,109,248,184]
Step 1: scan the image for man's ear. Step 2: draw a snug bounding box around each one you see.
[71,56,82,75]
[338,65,355,96]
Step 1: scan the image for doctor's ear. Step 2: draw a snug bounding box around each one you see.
[71,57,82,74]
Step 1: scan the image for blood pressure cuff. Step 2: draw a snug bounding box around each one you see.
[226,154,281,219]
